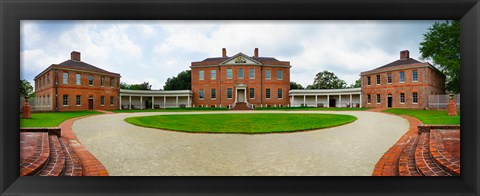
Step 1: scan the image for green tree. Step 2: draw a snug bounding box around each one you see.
[309,70,347,89]
[163,70,191,90]
[348,78,361,88]
[420,20,460,93]
[20,79,34,98]
[120,82,152,90]
[290,81,304,89]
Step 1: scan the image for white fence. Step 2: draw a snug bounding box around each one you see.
[428,94,460,110]
[20,97,53,112]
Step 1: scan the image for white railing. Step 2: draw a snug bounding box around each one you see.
[229,102,236,109]
[246,102,254,109]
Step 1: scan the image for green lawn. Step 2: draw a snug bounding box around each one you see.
[20,110,101,128]
[111,107,228,113]
[383,108,460,125]
[255,106,369,111]
[125,113,357,134]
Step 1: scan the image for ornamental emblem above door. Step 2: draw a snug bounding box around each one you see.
[235,56,246,63]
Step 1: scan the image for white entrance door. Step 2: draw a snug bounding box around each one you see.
[237,89,245,102]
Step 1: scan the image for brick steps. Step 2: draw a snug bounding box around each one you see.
[59,138,83,176]
[230,102,252,110]
[398,136,421,176]
[20,132,50,176]
[36,135,66,176]
[429,130,460,176]
[414,132,450,176]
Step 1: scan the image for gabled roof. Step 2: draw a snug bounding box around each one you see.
[55,60,120,76]
[219,52,262,65]
[373,58,422,70]
[198,55,280,64]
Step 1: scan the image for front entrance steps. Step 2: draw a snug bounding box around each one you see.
[229,102,253,110]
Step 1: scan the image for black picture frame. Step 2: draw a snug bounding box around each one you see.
[1,0,479,195]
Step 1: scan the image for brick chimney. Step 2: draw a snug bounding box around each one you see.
[71,51,81,61]
[254,48,259,58]
[400,50,409,60]
[222,48,227,57]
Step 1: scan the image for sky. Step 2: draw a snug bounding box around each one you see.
[20,20,438,90]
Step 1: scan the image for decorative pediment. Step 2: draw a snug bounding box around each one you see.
[219,53,262,66]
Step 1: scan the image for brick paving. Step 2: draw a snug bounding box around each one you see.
[20,132,49,176]
[37,135,66,176]
[59,115,109,176]
[372,112,460,176]
[59,137,83,176]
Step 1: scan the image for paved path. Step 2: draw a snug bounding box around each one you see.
[72,111,409,176]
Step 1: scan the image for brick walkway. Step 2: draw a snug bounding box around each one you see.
[20,132,49,176]
[372,112,460,176]
[60,116,109,176]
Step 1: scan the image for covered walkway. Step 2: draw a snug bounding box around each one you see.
[119,89,193,110]
[289,88,362,108]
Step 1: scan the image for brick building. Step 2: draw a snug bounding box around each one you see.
[360,50,445,109]
[34,51,121,111]
[191,48,291,109]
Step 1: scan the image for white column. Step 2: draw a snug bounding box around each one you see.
[176,96,179,107]
[187,96,190,107]
[315,95,318,107]
[129,96,131,109]
[339,95,342,108]
[350,94,353,108]
[164,96,166,108]
[152,96,154,109]
[327,94,329,108]
[303,95,306,106]
[359,93,362,108]
[292,96,295,107]
[244,89,247,103]
[140,96,143,109]
[119,96,122,110]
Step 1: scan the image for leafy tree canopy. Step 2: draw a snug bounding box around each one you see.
[290,81,304,89]
[20,79,34,98]
[419,20,460,93]
[120,82,152,90]
[348,78,361,88]
[163,70,191,90]
[308,70,347,89]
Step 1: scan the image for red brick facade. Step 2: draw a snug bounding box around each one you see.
[191,48,291,108]
[360,50,445,109]
[35,51,121,111]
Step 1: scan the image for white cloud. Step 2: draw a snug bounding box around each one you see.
[21,20,435,89]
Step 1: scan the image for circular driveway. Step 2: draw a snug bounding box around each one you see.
[72,111,409,176]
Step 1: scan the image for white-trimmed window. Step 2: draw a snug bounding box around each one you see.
[101,76,105,86]
[63,72,69,84]
[367,94,371,104]
[88,75,94,86]
[367,76,371,86]
[376,75,380,85]
[227,88,233,99]
[47,74,50,84]
[249,88,255,99]
[199,70,204,80]
[278,70,283,80]
[211,70,216,80]
[387,73,392,84]
[249,68,255,79]
[266,88,271,99]
[100,96,105,106]
[277,88,283,99]
[412,92,418,103]
[199,89,204,99]
[110,96,114,106]
[211,89,216,99]
[399,72,405,83]
[266,69,271,79]
[400,93,405,103]
[412,70,418,82]
[63,95,69,106]
[376,94,381,104]
[238,68,244,79]
[227,68,232,79]
[110,77,114,87]
[76,74,81,85]
[76,95,81,106]
[47,95,50,105]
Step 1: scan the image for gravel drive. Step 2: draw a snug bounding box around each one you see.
[72,110,409,176]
